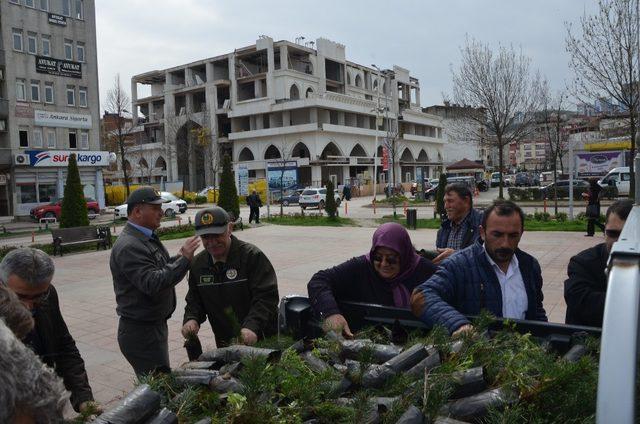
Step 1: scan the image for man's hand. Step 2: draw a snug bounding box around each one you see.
[410,289,426,317]
[433,248,455,265]
[179,236,201,261]
[79,400,103,415]
[323,314,354,339]
[181,320,200,338]
[240,328,258,346]
[452,324,474,338]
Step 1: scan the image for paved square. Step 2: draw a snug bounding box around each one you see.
[51,224,600,413]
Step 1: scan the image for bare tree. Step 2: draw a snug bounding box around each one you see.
[272,140,294,217]
[540,81,570,214]
[104,74,133,196]
[566,0,638,199]
[451,37,542,199]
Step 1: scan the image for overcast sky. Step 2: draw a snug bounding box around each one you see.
[95,0,600,112]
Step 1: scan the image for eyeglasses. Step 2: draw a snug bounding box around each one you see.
[15,287,51,304]
[605,229,622,239]
[372,254,399,265]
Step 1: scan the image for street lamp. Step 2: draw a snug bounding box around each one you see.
[371,64,384,207]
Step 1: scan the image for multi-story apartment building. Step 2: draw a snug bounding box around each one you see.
[130,36,445,193]
[1,0,104,217]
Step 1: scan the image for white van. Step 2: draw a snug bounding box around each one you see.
[598,166,630,196]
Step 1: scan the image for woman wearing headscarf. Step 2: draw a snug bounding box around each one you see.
[583,178,604,237]
[307,222,437,338]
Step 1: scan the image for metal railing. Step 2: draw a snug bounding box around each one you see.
[596,154,640,423]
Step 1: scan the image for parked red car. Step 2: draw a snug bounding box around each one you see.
[30,198,100,220]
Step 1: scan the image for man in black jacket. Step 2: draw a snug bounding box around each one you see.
[182,207,279,347]
[247,190,262,224]
[0,247,99,414]
[564,199,633,327]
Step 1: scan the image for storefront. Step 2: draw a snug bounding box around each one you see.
[12,150,109,217]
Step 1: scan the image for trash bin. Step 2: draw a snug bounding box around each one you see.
[406,208,417,230]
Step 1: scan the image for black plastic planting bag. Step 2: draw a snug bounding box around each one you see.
[384,343,430,373]
[396,405,426,424]
[92,384,161,424]
[199,346,281,364]
[407,349,441,378]
[563,344,588,363]
[144,407,178,424]
[340,339,402,363]
[439,387,518,421]
[184,335,203,361]
[301,351,331,373]
[449,367,487,399]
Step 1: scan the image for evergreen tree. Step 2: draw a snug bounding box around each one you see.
[218,154,240,219]
[435,173,448,220]
[60,154,89,228]
[324,180,337,219]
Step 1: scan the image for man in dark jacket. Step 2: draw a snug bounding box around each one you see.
[0,247,99,414]
[565,199,633,327]
[411,200,547,336]
[247,190,262,224]
[111,186,200,376]
[182,207,279,347]
[434,183,482,264]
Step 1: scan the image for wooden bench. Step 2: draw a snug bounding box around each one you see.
[51,226,111,256]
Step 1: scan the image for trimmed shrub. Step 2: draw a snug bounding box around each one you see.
[218,154,240,218]
[60,154,89,228]
[555,212,568,222]
[435,173,447,218]
[195,195,207,204]
[534,212,551,222]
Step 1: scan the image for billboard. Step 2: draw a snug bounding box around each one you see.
[237,164,249,196]
[24,150,110,167]
[34,110,92,129]
[576,151,624,177]
[267,160,298,191]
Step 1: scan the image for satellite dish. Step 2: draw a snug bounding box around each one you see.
[108,152,117,164]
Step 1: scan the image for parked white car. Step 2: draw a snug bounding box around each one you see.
[299,187,342,210]
[598,166,630,196]
[114,191,188,219]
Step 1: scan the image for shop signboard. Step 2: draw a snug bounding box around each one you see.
[237,164,249,196]
[35,56,82,78]
[24,150,110,167]
[576,151,624,177]
[267,160,298,191]
[47,13,67,26]
[34,110,91,129]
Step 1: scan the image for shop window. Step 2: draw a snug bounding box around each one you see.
[17,184,37,204]
[39,184,57,203]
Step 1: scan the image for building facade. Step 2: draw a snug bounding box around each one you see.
[1,0,104,217]
[131,36,445,193]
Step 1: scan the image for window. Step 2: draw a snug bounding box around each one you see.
[17,184,37,204]
[27,33,37,54]
[30,81,40,102]
[64,40,73,60]
[39,184,56,203]
[80,131,89,149]
[78,87,87,107]
[47,129,56,148]
[25,0,35,7]
[9,0,20,4]
[75,0,83,19]
[40,0,49,11]
[62,0,70,16]
[76,42,85,62]
[44,83,54,104]
[12,30,23,52]
[19,129,29,148]
[66,86,75,106]
[68,131,77,149]
[32,128,43,148]
[16,80,26,101]
[42,36,51,56]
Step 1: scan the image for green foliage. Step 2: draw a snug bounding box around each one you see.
[264,215,356,227]
[555,212,568,222]
[218,154,240,219]
[324,180,338,219]
[195,195,208,204]
[435,173,447,218]
[508,185,617,201]
[533,212,551,222]
[60,154,89,228]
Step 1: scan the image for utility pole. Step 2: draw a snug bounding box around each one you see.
[371,64,383,208]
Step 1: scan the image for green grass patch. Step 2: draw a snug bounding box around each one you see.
[379,216,591,232]
[264,215,356,227]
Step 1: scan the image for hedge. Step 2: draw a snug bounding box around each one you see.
[508,185,618,202]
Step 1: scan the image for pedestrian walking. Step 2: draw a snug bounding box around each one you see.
[583,178,604,237]
[247,190,262,224]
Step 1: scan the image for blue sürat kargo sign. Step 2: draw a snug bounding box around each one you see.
[23,150,110,167]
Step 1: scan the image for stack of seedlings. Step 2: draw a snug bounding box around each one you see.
[88,316,600,423]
